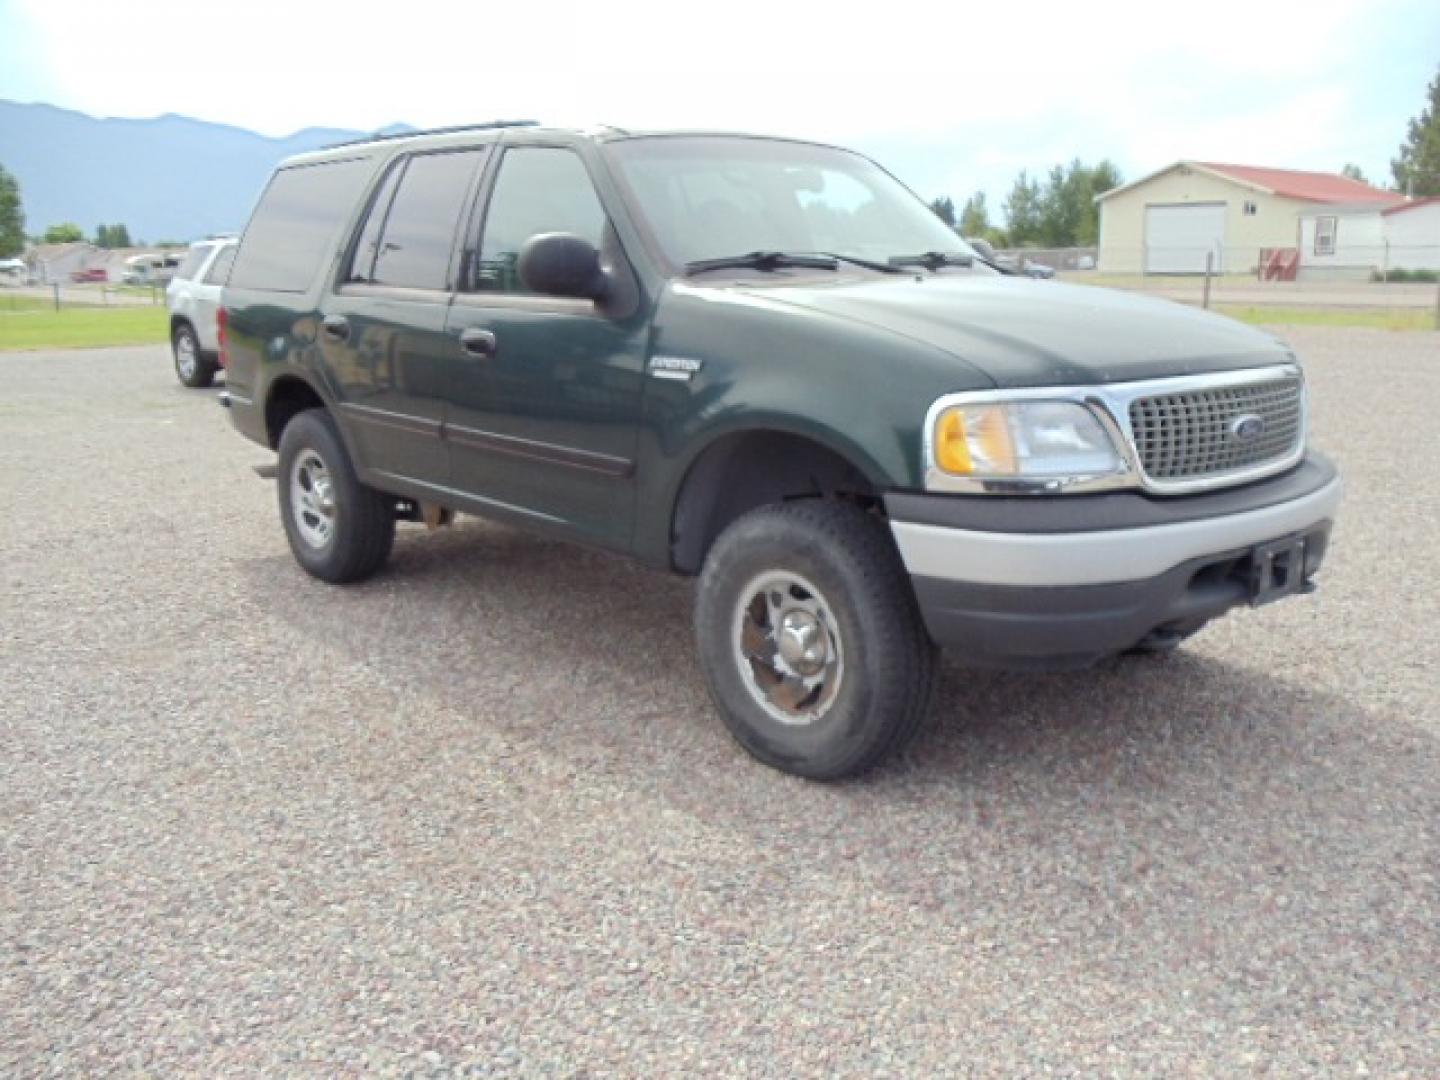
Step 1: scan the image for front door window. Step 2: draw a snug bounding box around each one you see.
[473,148,608,294]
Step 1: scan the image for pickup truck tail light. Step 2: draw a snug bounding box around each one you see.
[216,306,229,369]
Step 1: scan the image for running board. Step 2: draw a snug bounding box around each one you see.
[252,463,278,479]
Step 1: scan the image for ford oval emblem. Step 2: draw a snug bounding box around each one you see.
[1230,414,1266,442]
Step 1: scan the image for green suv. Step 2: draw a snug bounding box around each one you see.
[221,123,1340,779]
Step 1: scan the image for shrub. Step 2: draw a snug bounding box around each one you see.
[1374,267,1440,284]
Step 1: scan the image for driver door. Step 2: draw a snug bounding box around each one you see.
[443,144,648,552]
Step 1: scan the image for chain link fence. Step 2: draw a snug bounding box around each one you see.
[0,282,166,310]
[993,243,1440,326]
[1086,242,1440,281]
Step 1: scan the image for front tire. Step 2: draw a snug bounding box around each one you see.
[172,322,215,388]
[276,409,395,583]
[694,500,937,780]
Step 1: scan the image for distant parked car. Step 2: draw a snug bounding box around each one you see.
[166,238,237,388]
[963,239,1055,279]
[69,267,107,283]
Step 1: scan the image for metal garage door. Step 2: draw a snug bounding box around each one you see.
[1145,203,1226,274]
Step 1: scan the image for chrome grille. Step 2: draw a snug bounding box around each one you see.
[1128,376,1304,481]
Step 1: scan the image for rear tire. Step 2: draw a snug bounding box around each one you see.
[694,500,937,780]
[276,409,395,583]
[172,322,216,388]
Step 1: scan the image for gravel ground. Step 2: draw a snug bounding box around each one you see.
[1,329,1436,1075]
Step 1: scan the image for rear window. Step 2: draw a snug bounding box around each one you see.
[230,157,373,292]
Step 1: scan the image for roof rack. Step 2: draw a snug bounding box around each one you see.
[324,120,540,150]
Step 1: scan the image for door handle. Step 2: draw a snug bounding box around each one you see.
[459,328,497,358]
[321,314,350,343]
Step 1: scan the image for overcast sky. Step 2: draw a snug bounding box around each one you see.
[2,0,1436,211]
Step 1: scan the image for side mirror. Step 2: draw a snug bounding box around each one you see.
[517,233,608,301]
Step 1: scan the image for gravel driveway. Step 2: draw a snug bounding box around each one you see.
[2,329,1436,1074]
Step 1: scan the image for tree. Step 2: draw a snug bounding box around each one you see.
[0,164,24,258]
[1078,159,1122,245]
[1002,160,1123,247]
[42,222,84,244]
[1003,171,1043,245]
[1038,163,1084,246]
[1341,163,1368,183]
[959,191,991,237]
[1034,160,1123,247]
[96,223,132,249]
[929,195,957,229]
[1392,65,1440,196]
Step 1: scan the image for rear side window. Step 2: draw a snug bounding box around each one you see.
[474,148,607,293]
[230,157,373,292]
[350,149,483,290]
[174,246,209,282]
[202,245,236,286]
[345,160,405,284]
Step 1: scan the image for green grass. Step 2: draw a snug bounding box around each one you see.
[0,304,168,350]
[0,294,84,312]
[1214,305,1432,331]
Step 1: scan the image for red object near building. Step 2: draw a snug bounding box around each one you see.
[1259,248,1299,281]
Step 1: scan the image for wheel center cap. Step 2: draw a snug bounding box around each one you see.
[777,610,827,675]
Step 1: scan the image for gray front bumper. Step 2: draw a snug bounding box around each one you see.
[885,455,1339,668]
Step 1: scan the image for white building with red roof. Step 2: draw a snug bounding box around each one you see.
[1297,195,1440,280]
[1095,160,1404,275]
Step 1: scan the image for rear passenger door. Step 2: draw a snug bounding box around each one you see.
[443,143,648,551]
[323,147,488,489]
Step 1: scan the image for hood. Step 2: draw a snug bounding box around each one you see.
[730,274,1290,386]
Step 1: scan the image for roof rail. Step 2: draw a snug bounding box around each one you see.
[324,120,540,150]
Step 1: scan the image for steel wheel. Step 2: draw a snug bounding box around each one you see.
[175,331,198,381]
[732,570,845,726]
[695,501,936,780]
[289,449,337,550]
[172,323,213,388]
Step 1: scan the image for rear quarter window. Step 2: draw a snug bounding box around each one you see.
[202,245,237,286]
[229,157,374,292]
[174,246,210,281]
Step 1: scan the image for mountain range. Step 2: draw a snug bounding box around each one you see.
[0,99,413,243]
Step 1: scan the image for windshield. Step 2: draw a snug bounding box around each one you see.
[606,136,976,271]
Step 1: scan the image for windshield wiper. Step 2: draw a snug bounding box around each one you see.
[888,251,975,272]
[685,251,838,275]
[809,252,906,274]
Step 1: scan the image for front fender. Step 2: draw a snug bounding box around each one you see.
[629,282,995,564]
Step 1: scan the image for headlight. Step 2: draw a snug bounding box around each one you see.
[931,400,1122,480]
